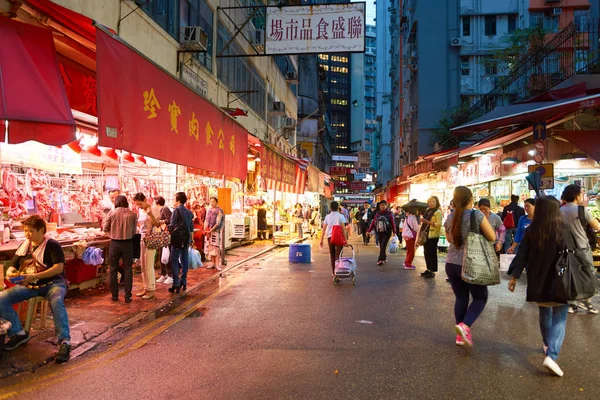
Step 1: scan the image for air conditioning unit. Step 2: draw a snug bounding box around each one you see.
[254,29,265,46]
[180,26,208,50]
[286,71,299,84]
[283,117,296,128]
[451,38,462,46]
[270,101,286,116]
[553,7,562,15]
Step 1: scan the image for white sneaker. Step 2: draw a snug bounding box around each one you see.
[216,266,223,271]
[543,356,564,377]
[156,275,166,283]
[164,277,173,285]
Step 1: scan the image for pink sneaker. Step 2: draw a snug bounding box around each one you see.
[404,264,416,270]
[455,335,464,346]
[455,322,473,347]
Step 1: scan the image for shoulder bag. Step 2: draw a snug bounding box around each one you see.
[144,226,171,250]
[461,210,500,286]
[554,225,596,302]
[330,215,346,246]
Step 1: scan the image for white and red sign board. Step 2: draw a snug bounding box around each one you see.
[265,3,366,55]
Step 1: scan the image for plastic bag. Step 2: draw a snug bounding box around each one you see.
[161,246,170,264]
[82,247,104,266]
[388,236,399,254]
[189,248,203,269]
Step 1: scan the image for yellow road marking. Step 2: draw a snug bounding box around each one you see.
[0,281,236,398]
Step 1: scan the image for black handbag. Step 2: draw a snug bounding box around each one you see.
[554,227,597,303]
[132,234,142,259]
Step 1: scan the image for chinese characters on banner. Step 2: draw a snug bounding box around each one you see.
[266,3,366,54]
[329,166,347,176]
[96,29,247,180]
[261,145,296,186]
[349,181,368,191]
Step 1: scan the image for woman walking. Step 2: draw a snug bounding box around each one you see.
[508,196,571,377]
[367,200,396,266]
[507,198,535,255]
[133,193,160,300]
[444,186,496,346]
[256,201,268,240]
[319,201,348,276]
[154,196,173,284]
[293,204,304,238]
[420,196,443,278]
[204,197,225,271]
[402,208,419,270]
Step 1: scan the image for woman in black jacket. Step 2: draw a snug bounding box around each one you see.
[508,196,570,377]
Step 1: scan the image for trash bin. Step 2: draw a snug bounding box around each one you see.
[289,243,311,263]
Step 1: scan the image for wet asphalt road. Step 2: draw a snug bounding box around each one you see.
[1,235,599,400]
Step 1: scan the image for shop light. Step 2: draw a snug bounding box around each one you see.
[501,157,519,165]
[471,152,486,157]
[449,165,458,171]
[528,150,536,156]
[255,157,261,162]
[248,154,255,158]
[560,152,587,161]
[457,160,466,165]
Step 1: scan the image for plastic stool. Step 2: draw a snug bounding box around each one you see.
[17,296,49,334]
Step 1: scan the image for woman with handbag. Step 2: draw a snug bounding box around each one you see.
[444,186,496,347]
[320,201,348,276]
[508,196,581,377]
[420,196,443,278]
[133,193,161,300]
[402,209,420,270]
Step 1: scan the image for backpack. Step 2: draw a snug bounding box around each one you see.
[503,209,515,229]
[376,214,391,233]
[578,206,598,250]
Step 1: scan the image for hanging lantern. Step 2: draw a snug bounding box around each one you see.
[100,147,119,160]
[121,152,135,163]
[66,141,82,154]
[83,145,102,157]
[134,154,147,164]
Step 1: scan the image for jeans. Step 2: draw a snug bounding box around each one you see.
[424,237,439,272]
[109,239,134,300]
[171,243,190,287]
[446,263,488,327]
[327,238,343,274]
[404,238,416,266]
[378,232,391,262]
[0,279,70,342]
[538,305,569,361]
[503,228,516,253]
[296,223,303,238]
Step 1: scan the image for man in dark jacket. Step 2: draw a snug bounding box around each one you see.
[367,200,396,265]
[502,195,525,253]
[358,202,374,245]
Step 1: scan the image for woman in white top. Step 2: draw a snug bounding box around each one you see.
[320,201,348,276]
[133,193,160,300]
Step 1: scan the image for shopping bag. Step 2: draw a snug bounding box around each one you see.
[330,225,346,246]
[189,248,203,269]
[388,236,399,254]
[499,254,515,272]
[462,212,500,286]
[144,228,171,249]
[161,246,170,264]
[554,227,596,302]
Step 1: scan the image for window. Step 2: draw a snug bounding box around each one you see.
[545,15,559,32]
[484,15,496,36]
[484,56,497,75]
[508,15,516,33]
[319,54,329,61]
[574,10,589,32]
[530,12,543,28]
[462,17,470,37]
[141,0,179,39]
[460,56,470,76]
[485,96,496,111]
[180,0,214,71]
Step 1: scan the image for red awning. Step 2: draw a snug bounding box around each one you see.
[451,93,600,135]
[557,130,600,162]
[0,17,75,145]
[24,0,96,44]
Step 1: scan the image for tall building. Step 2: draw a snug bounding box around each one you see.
[375,0,394,184]
[364,25,377,158]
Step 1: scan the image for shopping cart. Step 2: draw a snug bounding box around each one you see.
[334,245,357,285]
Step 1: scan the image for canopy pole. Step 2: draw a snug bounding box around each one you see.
[221,174,227,267]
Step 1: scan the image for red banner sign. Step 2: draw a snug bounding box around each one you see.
[329,166,347,176]
[349,181,368,191]
[96,29,247,180]
[58,55,97,117]
[261,145,296,185]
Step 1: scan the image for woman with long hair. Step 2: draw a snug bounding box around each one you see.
[508,196,571,377]
[133,193,160,300]
[402,208,420,270]
[420,196,443,278]
[444,186,496,347]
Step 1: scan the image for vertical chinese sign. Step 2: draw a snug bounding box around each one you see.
[265,3,366,55]
[96,29,247,180]
[261,145,296,186]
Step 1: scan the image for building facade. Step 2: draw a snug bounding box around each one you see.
[364,24,377,160]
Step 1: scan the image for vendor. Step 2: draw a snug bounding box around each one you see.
[0,215,71,363]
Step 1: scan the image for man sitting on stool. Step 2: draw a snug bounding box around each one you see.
[0,215,71,363]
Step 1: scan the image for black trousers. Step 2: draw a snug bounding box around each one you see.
[360,221,370,244]
[109,239,134,300]
[378,232,391,262]
[327,238,343,274]
[424,237,439,272]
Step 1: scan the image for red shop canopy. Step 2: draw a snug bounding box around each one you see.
[0,17,75,145]
[96,27,247,180]
[557,130,600,163]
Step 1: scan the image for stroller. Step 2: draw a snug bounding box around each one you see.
[333,245,357,285]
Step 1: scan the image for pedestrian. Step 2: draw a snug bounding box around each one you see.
[508,196,572,377]
[103,195,138,303]
[359,202,373,244]
[0,215,71,363]
[420,196,443,278]
[444,186,496,347]
[371,203,379,246]
[402,208,419,270]
[319,201,348,276]
[367,200,396,265]
[393,206,405,245]
[502,195,525,253]
[478,198,505,255]
[192,201,207,260]
[507,199,535,255]
[309,206,321,237]
[204,197,225,271]
[256,201,268,240]
[560,184,600,314]
[340,205,351,237]
[168,192,194,293]
[133,193,160,300]
[293,203,304,238]
[154,196,173,284]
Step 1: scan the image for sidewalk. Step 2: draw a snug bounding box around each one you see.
[0,238,297,379]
